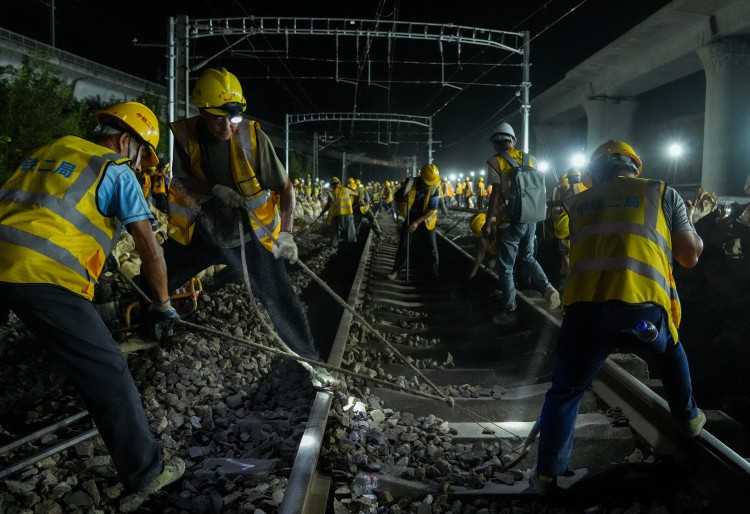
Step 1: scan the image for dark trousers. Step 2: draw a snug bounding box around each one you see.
[0,283,162,491]
[391,222,439,276]
[537,302,698,477]
[141,234,321,360]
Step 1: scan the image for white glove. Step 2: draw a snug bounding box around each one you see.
[212,184,244,208]
[272,231,298,264]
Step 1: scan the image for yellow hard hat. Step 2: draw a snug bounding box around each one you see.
[95,102,160,167]
[355,178,361,185]
[568,168,582,177]
[478,176,484,182]
[559,173,569,187]
[330,176,341,184]
[588,140,642,177]
[469,212,486,237]
[419,163,439,185]
[293,178,300,185]
[192,68,247,118]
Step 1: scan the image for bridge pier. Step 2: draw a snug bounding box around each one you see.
[582,97,638,152]
[698,39,750,196]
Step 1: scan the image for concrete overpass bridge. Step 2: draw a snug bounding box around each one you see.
[517,0,750,196]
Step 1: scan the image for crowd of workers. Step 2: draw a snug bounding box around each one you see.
[0,65,707,499]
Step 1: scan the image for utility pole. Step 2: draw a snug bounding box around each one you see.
[43,0,56,47]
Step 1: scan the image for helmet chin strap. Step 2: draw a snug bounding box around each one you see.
[128,138,144,170]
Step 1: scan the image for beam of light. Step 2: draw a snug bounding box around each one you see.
[570,153,586,168]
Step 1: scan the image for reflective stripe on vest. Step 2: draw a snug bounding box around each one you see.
[563,178,681,341]
[327,186,353,223]
[169,117,280,251]
[0,135,123,299]
[403,182,438,230]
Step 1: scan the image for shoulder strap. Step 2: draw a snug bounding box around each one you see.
[499,151,520,170]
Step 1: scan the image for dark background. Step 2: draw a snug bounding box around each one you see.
[2,0,673,176]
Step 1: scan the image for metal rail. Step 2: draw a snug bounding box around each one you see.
[280,232,374,514]
[0,411,98,480]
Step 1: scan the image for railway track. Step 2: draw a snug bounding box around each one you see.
[284,213,750,513]
[2,211,750,513]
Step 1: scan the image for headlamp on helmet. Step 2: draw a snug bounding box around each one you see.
[192,68,247,123]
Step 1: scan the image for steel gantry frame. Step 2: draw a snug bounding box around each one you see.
[285,112,432,179]
[168,15,531,163]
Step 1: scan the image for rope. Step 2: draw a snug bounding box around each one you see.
[242,205,454,407]
[235,219,316,377]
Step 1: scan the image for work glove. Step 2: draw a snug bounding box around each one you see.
[142,299,180,342]
[212,184,244,208]
[272,231,298,264]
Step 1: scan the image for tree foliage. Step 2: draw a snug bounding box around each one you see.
[0,54,167,183]
[0,54,90,182]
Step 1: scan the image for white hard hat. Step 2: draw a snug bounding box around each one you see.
[490,122,516,143]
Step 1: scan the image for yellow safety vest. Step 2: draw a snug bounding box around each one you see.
[0,135,126,300]
[138,171,151,199]
[152,172,167,195]
[563,177,681,342]
[168,117,281,251]
[398,181,439,230]
[327,185,353,223]
[384,185,394,203]
[456,182,463,195]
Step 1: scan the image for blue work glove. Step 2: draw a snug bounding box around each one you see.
[142,299,180,342]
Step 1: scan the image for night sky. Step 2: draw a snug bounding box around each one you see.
[2,0,673,175]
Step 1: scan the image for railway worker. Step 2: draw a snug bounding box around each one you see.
[321,176,357,248]
[482,122,560,325]
[138,165,153,202]
[548,173,569,221]
[442,177,455,207]
[555,168,588,276]
[476,176,487,210]
[463,176,473,208]
[388,163,441,279]
[382,180,396,219]
[0,102,185,494]
[437,180,449,216]
[455,178,464,207]
[532,140,706,495]
[468,212,497,280]
[139,67,337,390]
[151,160,170,214]
[353,180,383,236]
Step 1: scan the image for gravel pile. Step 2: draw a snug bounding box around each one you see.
[0,217,717,513]
[0,230,331,513]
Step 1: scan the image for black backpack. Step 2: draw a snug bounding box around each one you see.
[498,151,547,224]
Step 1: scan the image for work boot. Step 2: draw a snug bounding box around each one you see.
[544,285,561,310]
[528,469,562,496]
[310,366,341,391]
[141,457,185,494]
[680,409,706,438]
[492,311,519,326]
